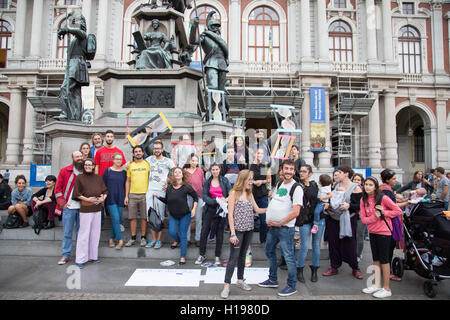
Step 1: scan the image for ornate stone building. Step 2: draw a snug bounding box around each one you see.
[0,0,449,181]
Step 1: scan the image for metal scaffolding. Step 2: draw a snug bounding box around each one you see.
[330,77,375,167]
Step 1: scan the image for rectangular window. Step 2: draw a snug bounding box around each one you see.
[334,0,346,8]
[402,2,414,15]
[414,132,424,162]
[0,0,7,9]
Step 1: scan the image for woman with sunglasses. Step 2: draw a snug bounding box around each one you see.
[72,158,108,269]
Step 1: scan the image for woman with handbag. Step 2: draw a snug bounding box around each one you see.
[72,158,108,269]
[360,176,402,298]
[155,167,198,265]
[195,163,232,266]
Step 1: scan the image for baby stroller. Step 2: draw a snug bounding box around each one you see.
[392,200,450,298]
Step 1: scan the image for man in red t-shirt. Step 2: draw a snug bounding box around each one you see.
[94,130,126,177]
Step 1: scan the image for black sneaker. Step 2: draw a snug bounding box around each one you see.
[21,221,29,228]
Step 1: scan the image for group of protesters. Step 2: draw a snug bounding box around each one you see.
[3,128,449,299]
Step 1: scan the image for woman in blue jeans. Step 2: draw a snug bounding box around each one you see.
[155,167,198,265]
[250,148,271,244]
[296,164,324,282]
[102,153,127,250]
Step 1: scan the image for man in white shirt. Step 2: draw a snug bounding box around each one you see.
[258,159,303,297]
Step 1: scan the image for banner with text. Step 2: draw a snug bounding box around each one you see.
[310,87,326,151]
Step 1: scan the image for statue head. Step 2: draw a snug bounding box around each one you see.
[67,11,87,32]
[152,19,160,30]
[206,11,220,33]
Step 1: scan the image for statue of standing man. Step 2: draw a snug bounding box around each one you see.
[56,11,95,121]
[191,11,228,91]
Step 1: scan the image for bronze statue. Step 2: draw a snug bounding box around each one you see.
[56,11,94,121]
[135,19,173,69]
[191,11,229,91]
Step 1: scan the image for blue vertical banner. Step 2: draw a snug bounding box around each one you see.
[310,87,326,151]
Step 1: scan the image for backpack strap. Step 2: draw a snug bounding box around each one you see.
[289,183,301,202]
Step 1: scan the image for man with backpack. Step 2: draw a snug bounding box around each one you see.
[258,159,303,297]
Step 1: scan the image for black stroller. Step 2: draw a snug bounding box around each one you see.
[392,200,450,298]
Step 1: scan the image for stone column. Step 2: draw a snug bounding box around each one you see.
[5,88,25,164]
[318,88,332,168]
[287,0,298,62]
[96,0,109,61]
[13,0,28,57]
[229,0,241,61]
[381,0,393,62]
[301,87,314,165]
[436,98,449,168]
[366,0,377,62]
[300,0,312,61]
[317,0,329,61]
[382,91,398,168]
[82,0,93,34]
[368,92,382,168]
[431,3,446,74]
[29,0,44,57]
[22,89,36,164]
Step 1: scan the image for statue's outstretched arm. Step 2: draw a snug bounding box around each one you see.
[189,16,200,45]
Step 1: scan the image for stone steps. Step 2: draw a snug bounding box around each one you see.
[0,211,330,262]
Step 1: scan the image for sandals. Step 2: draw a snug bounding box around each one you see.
[171,242,180,249]
[390,274,402,282]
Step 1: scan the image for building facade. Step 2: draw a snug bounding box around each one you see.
[0,0,450,181]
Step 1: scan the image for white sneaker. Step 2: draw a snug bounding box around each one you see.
[220,286,230,299]
[373,288,392,298]
[214,257,221,266]
[362,286,381,294]
[195,255,206,265]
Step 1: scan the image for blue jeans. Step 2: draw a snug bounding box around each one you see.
[297,219,326,268]
[313,202,325,225]
[264,227,297,289]
[168,214,191,258]
[62,208,80,259]
[255,196,268,243]
[107,204,123,241]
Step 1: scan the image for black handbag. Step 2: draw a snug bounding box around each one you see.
[3,213,23,229]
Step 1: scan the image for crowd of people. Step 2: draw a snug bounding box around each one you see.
[2,129,449,298]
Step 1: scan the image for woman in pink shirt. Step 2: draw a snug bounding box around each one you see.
[184,154,205,247]
[360,176,402,299]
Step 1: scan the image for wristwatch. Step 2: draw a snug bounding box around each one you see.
[231,234,236,237]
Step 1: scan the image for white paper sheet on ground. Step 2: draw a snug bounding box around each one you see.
[203,267,269,284]
[125,269,202,287]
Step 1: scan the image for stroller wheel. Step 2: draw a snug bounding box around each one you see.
[392,257,404,278]
[423,280,437,298]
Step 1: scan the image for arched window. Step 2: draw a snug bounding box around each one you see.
[189,5,221,61]
[56,19,69,59]
[398,25,421,74]
[0,20,12,68]
[328,20,353,62]
[248,6,280,62]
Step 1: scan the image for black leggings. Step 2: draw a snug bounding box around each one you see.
[224,230,253,284]
[199,205,226,257]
